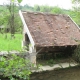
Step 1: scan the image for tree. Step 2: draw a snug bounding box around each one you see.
[40,5,52,12]
[7,1,15,38]
[71,0,80,26]
[5,0,22,38]
[72,0,80,63]
[17,0,22,3]
[34,5,40,11]
[72,0,80,11]
[22,4,34,11]
[51,6,63,14]
[72,0,80,4]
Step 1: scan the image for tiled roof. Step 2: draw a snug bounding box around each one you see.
[22,11,80,47]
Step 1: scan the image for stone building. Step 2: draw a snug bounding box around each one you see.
[19,11,80,65]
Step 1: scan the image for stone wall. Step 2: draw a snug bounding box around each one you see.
[30,66,80,80]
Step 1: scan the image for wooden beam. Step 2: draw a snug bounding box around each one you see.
[19,10,35,52]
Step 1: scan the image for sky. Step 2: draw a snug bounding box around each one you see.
[0,0,73,9]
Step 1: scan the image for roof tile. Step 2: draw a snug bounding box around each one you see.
[22,11,80,47]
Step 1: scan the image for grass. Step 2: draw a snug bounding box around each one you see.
[0,33,22,51]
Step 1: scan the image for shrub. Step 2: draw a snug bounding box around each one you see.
[0,52,32,80]
[73,45,80,63]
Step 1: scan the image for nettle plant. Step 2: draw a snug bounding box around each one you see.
[0,52,32,80]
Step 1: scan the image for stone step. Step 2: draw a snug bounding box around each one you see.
[32,62,78,72]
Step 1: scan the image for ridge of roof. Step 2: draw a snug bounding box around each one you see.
[21,11,80,47]
[22,11,68,16]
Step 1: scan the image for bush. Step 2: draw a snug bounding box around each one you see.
[0,52,32,80]
[73,45,80,63]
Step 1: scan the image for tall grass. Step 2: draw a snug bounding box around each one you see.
[0,33,22,51]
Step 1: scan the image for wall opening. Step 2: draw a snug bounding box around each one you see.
[23,33,30,51]
[36,46,76,65]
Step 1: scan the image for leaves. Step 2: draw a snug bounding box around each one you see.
[51,6,63,14]
[17,0,22,3]
[72,0,80,3]
[11,0,15,2]
[11,0,22,3]
[0,53,32,80]
[73,45,80,63]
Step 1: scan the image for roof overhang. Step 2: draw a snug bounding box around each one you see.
[19,10,35,49]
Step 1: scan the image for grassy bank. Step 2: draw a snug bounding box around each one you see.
[0,33,22,51]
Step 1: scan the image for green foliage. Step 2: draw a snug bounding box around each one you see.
[17,0,22,3]
[51,6,63,14]
[39,5,51,12]
[0,0,23,38]
[72,0,80,11]
[0,6,8,26]
[13,14,23,33]
[0,5,22,33]
[73,45,80,63]
[34,5,40,11]
[0,53,31,80]
[21,4,34,11]
[46,59,56,66]
[0,33,22,51]
[70,11,80,26]
[11,0,22,3]
[71,0,80,26]
[72,0,80,4]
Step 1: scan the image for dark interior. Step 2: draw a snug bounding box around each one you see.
[36,45,77,60]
